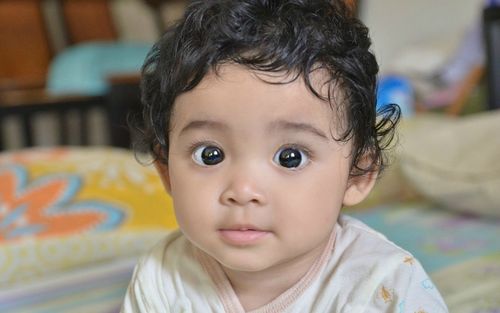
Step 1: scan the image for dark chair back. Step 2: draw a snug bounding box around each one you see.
[484,6,500,110]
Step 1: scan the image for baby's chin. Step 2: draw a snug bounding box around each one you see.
[206,247,282,274]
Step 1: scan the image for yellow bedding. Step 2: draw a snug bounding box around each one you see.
[0,147,177,287]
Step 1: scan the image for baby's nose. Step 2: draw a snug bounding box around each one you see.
[219,168,267,207]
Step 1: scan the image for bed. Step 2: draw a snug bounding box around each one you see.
[1,111,499,312]
[0,147,177,312]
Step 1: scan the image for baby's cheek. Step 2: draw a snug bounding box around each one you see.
[280,178,343,232]
[171,184,216,227]
[173,203,207,245]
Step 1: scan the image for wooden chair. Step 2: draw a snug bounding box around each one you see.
[0,0,52,90]
[0,90,105,149]
[1,0,359,150]
[0,0,180,150]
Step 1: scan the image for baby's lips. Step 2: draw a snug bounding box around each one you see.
[218,228,270,245]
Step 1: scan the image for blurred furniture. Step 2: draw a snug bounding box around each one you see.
[0,90,105,149]
[0,75,145,151]
[107,73,142,149]
[484,5,500,110]
[0,0,181,151]
[0,0,123,151]
[444,65,485,116]
[0,0,122,90]
[61,0,117,44]
[0,0,52,90]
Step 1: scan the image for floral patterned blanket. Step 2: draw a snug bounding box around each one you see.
[0,147,177,288]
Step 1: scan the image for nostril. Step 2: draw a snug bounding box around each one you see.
[226,197,261,206]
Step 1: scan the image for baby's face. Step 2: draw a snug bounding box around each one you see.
[156,64,372,273]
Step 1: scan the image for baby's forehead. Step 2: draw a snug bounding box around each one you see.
[198,64,343,103]
[171,64,348,136]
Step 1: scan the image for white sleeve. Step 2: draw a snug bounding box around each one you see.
[120,275,144,313]
[120,254,171,313]
[366,255,449,312]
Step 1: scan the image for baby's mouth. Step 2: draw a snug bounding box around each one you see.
[218,227,270,245]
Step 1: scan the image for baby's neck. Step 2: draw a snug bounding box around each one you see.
[222,238,331,311]
[225,266,304,311]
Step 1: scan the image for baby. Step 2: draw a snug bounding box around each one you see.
[122,0,449,312]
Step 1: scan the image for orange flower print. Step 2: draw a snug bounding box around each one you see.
[0,165,125,243]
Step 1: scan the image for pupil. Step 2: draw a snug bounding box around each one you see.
[279,148,301,168]
[202,147,223,165]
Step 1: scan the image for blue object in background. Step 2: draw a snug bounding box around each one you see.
[486,0,500,7]
[377,75,415,118]
[47,42,152,96]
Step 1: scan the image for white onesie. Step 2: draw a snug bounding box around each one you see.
[121,215,448,312]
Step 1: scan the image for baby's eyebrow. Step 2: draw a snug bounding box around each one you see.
[268,120,329,141]
[179,120,228,136]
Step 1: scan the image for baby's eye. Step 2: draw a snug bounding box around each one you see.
[192,145,224,166]
[273,146,310,169]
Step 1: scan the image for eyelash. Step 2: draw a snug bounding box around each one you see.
[186,139,221,155]
[278,143,314,160]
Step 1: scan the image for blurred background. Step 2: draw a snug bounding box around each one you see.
[0,0,188,150]
[0,1,499,313]
[0,0,497,149]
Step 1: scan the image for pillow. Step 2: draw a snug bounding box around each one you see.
[47,42,151,96]
[0,147,176,287]
[399,111,500,217]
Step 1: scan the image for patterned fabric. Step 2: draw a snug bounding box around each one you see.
[348,204,500,312]
[0,165,124,241]
[0,257,137,313]
[0,147,177,288]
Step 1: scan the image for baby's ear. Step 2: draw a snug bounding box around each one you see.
[154,161,172,195]
[342,169,377,207]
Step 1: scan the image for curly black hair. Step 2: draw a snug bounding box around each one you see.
[133,0,400,177]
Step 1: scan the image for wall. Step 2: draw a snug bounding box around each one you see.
[112,0,187,42]
[360,0,484,73]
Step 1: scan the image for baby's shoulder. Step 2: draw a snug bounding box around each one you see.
[135,229,193,276]
[332,214,423,285]
[128,230,213,309]
[328,215,448,311]
[336,214,411,260]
